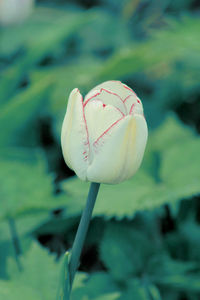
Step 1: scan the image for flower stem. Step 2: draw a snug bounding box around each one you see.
[8,217,23,271]
[68,182,100,289]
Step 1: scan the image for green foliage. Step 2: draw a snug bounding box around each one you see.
[0,154,72,221]
[71,272,120,300]
[0,242,60,300]
[57,252,71,300]
[96,16,200,82]
[0,78,52,147]
[100,222,156,280]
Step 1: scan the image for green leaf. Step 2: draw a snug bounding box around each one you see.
[0,281,41,300]
[148,255,200,293]
[57,252,71,300]
[0,242,88,300]
[161,139,200,201]
[0,156,71,221]
[94,293,120,300]
[0,242,62,300]
[148,285,162,300]
[0,212,49,279]
[10,242,61,298]
[0,77,52,147]
[118,279,148,300]
[72,272,119,300]
[150,115,194,152]
[96,17,200,85]
[100,222,156,281]
[0,7,97,102]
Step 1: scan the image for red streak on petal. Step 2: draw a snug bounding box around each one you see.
[123,95,132,103]
[84,88,126,111]
[100,88,123,102]
[102,101,124,116]
[129,104,135,114]
[137,99,140,104]
[122,84,137,97]
[94,117,124,147]
[84,91,101,107]
[115,107,125,116]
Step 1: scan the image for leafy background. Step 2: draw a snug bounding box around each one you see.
[0,0,200,299]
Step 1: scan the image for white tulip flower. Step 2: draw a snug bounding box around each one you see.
[61,80,148,184]
[0,0,34,26]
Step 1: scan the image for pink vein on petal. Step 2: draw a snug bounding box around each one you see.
[94,117,125,148]
[123,95,132,103]
[84,88,125,111]
[115,107,125,116]
[84,91,101,107]
[122,83,137,97]
[129,104,135,114]
[100,88,123,102]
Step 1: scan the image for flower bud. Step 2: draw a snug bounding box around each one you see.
[61,80,148,184]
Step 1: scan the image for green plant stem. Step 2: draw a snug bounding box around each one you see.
[68,182,100,290]
[8,217,23,271]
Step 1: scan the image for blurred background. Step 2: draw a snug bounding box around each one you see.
[0,0,200,299]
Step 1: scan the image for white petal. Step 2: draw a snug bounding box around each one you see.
[84,88,127,115]
[85,80,137,102]
[123,95,139,112]
[86,114,148,184]
[120,114,148,180]
[84,100,123,161]
[61,88,89,180]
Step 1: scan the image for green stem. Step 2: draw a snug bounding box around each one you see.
[8,217,23,271]
[69,182,100,289]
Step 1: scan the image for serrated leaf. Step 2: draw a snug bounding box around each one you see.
[0,156,72,221]
[0,244,87,300]
[9,242,61,299]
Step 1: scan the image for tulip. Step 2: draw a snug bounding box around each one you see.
[61,80,148,184]
[0,0,34,26]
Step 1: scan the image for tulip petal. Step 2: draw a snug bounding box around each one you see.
[85,80,137,102]
[123,95,142,114]
[86,114,148,184]
[84,100,124,156]
[61,88,89,180]
[84,88,126,115]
